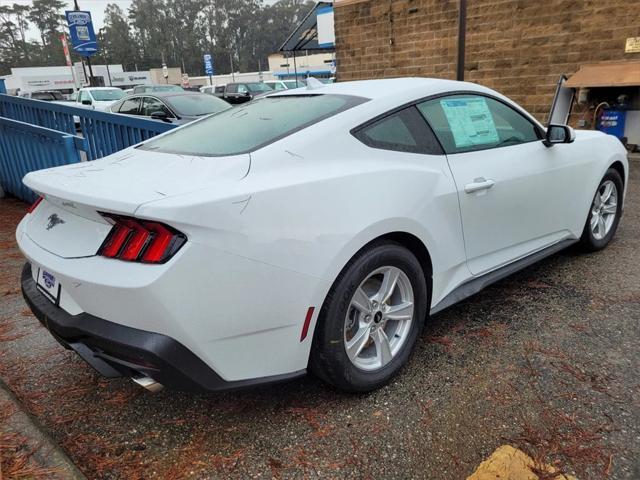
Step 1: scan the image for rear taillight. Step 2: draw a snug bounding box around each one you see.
[27,196,43,214]
[97,213,186,264]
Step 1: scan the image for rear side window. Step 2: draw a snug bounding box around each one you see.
[353,106,443,155]
[140,94,368,156]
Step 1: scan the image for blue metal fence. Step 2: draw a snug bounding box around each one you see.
[0,94,178,202]
[0,94,177,160]
[0,117,84,202]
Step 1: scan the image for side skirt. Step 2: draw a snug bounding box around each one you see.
[430,238,577,315]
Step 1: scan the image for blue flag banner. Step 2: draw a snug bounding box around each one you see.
[65,11,98,56]
[204,54,214,75]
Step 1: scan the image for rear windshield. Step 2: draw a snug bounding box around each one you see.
[167,94,231,116]
[139,94,367,156]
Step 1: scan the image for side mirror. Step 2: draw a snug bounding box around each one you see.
[81,99,92,105]
[544,124,575,147]
[150,111,170,122]
[243,91,251,97]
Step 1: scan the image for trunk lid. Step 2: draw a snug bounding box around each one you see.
[22,148,250,258]
[23,148,250,215]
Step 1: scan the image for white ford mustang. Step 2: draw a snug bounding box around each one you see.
[17,78,628,393]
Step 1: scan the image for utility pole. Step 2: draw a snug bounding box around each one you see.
[229,51,235,81]
[74,0,95,86]
[456,0,467,81]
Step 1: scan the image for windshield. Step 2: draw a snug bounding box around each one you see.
[140,94,367,156]
[91,89,125,101]
[246,83,273,93]
[166,94,231,116]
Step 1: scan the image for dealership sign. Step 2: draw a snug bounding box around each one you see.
[626,37,640,53]
[65,11,98,56]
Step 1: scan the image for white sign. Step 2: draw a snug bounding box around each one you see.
[317,6,335,47]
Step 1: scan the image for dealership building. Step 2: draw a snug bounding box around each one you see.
[333,0,640,148]
[1,64,152,96]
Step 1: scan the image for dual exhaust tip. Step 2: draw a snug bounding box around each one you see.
[132,375,164,393]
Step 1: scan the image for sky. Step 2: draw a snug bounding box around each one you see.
[1,0,280,41]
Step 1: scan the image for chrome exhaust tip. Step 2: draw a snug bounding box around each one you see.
[132,375,164,393]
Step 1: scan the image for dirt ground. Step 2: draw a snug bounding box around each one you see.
[0,165,638,479]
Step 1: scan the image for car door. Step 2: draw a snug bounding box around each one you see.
[79,90,92,107]
[224,84,239,103]
[352,106,468,307]
[418,94,575,276]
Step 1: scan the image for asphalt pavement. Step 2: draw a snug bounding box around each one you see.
[0,162,638,479]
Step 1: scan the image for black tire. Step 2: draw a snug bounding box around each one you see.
[578,168,624,252]
[309,241,428,393]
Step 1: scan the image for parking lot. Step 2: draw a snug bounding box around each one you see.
[0,162,638,479]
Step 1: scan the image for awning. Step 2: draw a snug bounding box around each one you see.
[565,61,640,88]
[279,2,334,52]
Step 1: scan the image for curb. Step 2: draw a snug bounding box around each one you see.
[0,379,86,480]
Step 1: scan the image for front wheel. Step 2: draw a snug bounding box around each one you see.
[578,168,624,252]
[310,242,428,392]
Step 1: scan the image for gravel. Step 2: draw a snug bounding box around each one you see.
[0,163,638,479]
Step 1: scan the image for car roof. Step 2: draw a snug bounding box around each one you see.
[131,91,202,98]
[271,77,493,102]
[84,87,122,90]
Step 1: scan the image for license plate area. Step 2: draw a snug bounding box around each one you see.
[36,267,61,305]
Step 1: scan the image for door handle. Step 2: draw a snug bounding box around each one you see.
[464,177,495,194]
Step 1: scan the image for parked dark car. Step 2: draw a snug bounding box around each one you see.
[223,82,273,104]
[132,84,184,94]
[109,92,230,125]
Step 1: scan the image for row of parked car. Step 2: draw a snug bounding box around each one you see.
[19,78,324,126]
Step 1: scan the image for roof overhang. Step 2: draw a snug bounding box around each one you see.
[279,2,335,52]
[565,61,640,88]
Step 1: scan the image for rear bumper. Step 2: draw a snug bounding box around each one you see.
[21,263,305,392]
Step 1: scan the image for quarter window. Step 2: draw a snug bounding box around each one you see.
[417,95,540,154]
[354,106,443,155]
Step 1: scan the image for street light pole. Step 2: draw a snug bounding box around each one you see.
[229,51,235,82]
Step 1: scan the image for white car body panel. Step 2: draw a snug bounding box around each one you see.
[16,78,629,385]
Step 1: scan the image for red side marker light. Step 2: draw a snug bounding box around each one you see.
[27,196,43,214]
[300,307,315,342]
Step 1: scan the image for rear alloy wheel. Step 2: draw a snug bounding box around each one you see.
[579,168,623,252]
[344,266,415,371]
[310,242,428,392]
